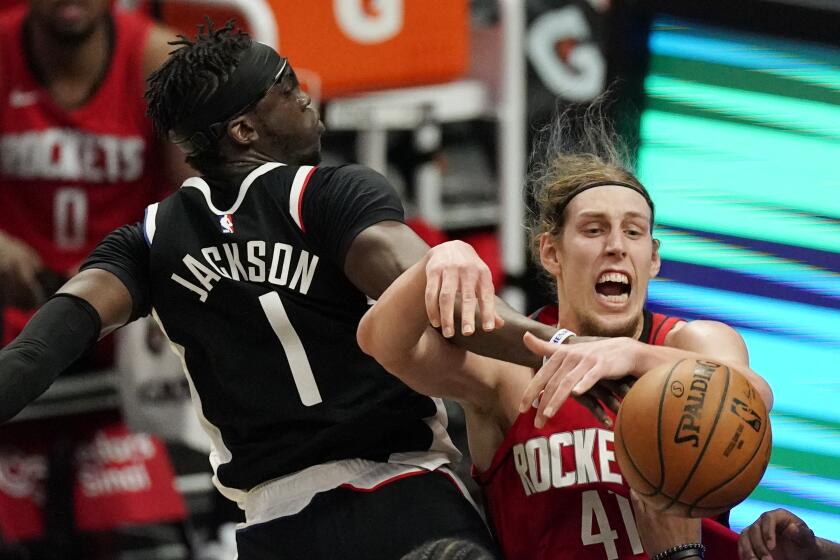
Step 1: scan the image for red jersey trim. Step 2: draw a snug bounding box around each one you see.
[289,165,317,232]
[339,469,427,492]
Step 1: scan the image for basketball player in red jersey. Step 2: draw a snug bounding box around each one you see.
[358,109,774,559]
[0,0,191,314]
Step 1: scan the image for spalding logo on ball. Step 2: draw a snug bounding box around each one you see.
[614,359,772,517]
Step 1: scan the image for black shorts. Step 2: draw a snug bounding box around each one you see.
[235,470,500,560]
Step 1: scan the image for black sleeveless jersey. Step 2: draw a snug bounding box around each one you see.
[82,163,442,492]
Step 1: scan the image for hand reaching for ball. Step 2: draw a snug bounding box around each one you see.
[738,509,831,560]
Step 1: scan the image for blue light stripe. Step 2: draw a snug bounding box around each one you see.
[730,499,840,536]
[647,281,840,345]
[736,329,840,423]
[649,33,840,92]
[656,228,840,301]
[760,466,840,508]
[769,415,840,459]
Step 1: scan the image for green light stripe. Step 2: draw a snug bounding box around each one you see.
[637,111,840,231]
[650,55,840,106]
[649,198,840,253]
[769,447,840,482]
[640,110,840,169]
[771,410,840,433]
[749,484,840,517]
[646,98,837,143]
[645,75,840,140]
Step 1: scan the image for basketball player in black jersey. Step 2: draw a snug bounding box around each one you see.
[0,21,605,560]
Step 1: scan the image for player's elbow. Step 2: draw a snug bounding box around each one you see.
[356,309,394,366]
[754,376,774,411]
[356,310,377,358]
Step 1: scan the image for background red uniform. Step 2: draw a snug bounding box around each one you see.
[0,6,170,276]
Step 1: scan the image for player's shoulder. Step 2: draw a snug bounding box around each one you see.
[267,163,390,194]
[299,163,388,189]
[665,319,740,343]
[0,5,24,71]
[332,163,389,185]
[140,19,180,78]
[0,4,25,30]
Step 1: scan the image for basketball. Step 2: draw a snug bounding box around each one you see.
[614,359,772,517]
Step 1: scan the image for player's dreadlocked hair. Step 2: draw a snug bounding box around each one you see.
[145,19,250,170]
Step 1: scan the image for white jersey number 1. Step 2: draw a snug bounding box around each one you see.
[259,291,323,406]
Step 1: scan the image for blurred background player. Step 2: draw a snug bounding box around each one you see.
[0,1,198,557]
[0,0,191,340]
[738,508,840,560]
[358,106,774,559]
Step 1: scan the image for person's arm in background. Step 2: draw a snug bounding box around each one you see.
[347,224,619,424]
[0,229,46,309]
[520,319,773,428]
[738,509,840,560]
[142,23,195,185]
[0,269,134,422]
[0,224,148,423]
[0,43,46,309]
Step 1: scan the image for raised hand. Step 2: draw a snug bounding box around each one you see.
[0,230,45,309]
[738,509,823,560]
[424,241,503,339]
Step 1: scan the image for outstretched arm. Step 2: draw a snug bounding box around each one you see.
[0,269,133,423]
[738,508,840,560]
[521,319,773,428]
[357,241,504,408]
[346,221,555,367]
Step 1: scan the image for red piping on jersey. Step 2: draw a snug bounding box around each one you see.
[297,166,317,233]
[339,469,426,492]
[339,468,469,498]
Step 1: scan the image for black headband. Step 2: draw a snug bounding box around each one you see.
[169,41,288,156]
[559,180,655,225]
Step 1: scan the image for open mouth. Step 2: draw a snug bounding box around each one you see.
[595,272,631,304]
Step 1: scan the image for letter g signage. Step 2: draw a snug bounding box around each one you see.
[334,0,404,44]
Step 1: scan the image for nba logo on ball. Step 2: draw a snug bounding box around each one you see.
[614,359,772,517]
[220,214,235,234]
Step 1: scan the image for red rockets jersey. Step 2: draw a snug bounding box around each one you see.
[0,6,170,275]
[475,307,740,560]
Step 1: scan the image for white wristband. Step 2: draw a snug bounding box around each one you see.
[549,328,576,345]
[544,329,576,365]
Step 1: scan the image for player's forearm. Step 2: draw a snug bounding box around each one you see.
[357,257,430,366]
[633,342,773,409]
[0,295,100,422]
[819,537,840,560]
[447,297,555,369]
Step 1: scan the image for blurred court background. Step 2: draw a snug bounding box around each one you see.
[1,0,837,554]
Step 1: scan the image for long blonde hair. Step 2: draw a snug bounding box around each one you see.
[526,100,651,265]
